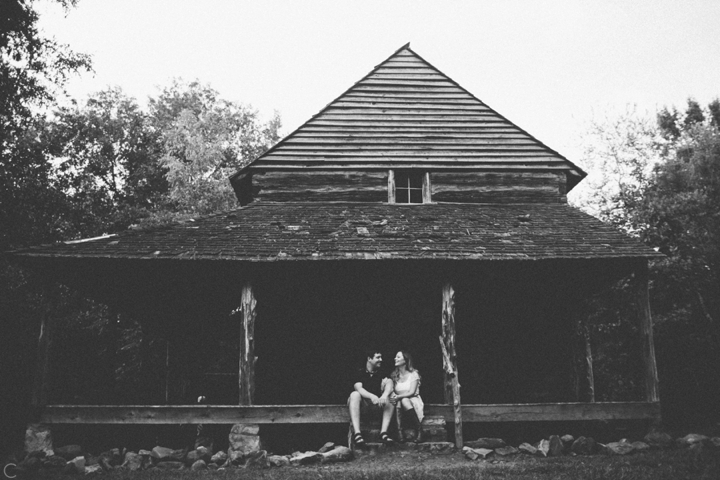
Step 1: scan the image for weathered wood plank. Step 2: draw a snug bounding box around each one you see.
[433,172,563,186]
[289,136,528,142]
[432,172,565,203]
[256,190,387,203]
[254,171,387,203]
[330,103,491,111]
[343,92,474,100]
[366,73,449,81]
[459,402,661,422]
[351,85,466,93]
[250,164,573,171]
[255,171,386,187]
[319,112,499,119]
[286,137,535,143]
[291,132,529,139]
[269,146,550,154]
[298,127,523,133]
[40,402,661,424]
[261,154,563,161]
[325,104,490,110]
[634,260,660,403]
[373,67,441,74]
[358,83,460,89]
[309,120,513,127]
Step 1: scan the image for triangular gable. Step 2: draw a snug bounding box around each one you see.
[232,44,585,187]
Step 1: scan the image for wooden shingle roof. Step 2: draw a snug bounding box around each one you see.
[232,44,585,187]
[12,203,659,262]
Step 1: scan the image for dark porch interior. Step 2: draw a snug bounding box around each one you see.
[29,257,639,409]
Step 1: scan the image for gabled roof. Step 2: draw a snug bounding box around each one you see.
[12,203,659,262]
[232,44,585,186]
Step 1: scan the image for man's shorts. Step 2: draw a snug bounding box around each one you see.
[347,378,392,411]
[354,397,383,412]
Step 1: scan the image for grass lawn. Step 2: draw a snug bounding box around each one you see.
[73,448,719,480]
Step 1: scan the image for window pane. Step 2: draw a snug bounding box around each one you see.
[410,188,422,204]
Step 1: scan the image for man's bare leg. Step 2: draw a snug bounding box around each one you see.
[348,391,362,436]
[380,378,395,436]
[381,402,394,435]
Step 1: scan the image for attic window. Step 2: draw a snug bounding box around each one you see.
[389,170,431,204]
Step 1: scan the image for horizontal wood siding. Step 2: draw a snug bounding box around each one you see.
[41,402,660,424]
[242,46,583,179]
[254,171,386,202]
[432,172,566,204]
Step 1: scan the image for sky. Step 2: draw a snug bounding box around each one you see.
[37,0,720,164]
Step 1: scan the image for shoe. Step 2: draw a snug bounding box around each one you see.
[352,432,366,447]
[380,432,396,446]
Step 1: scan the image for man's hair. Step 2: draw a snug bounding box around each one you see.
[364,348,382,360]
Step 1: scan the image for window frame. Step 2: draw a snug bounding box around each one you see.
[388,170,431,204]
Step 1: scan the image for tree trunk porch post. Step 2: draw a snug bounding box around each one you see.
[440,283,462,448]
[239,282,257,406]
[31,281,55,413]
[634,260,660,404]
[573,317,595,403]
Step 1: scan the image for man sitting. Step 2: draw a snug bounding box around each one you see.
[348,349,395,446]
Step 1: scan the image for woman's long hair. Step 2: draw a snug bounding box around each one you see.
[391,350,421,383]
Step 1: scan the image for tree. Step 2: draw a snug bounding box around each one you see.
[570,106,663,233]
[49,87,166,236]
[153,81,281,216]
[0,0,91,456]
[573,99,720,428]
[1,0,91,249]
[683,99,705,129]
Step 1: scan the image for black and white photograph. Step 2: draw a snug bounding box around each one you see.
[1,1,719,478]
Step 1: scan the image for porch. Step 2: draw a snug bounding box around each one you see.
[23,256,660,448]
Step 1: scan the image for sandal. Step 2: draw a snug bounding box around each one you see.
[380,432,395,446]
[352,432,366,447]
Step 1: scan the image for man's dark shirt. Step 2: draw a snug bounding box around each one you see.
[353,367,386,397]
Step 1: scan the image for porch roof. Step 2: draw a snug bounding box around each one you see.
[11,203,660,262]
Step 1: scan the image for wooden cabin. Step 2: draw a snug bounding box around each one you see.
[12,44,661,448]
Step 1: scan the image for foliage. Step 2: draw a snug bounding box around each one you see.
[573,98,720,428]
[0,0,92,456]
[1,3,281,455]
[1,0,92,250]
[154,80,281,216]
[0,0,92,144]
[570,106,663,233]
[28,81,283,409]
[48,87,167,236]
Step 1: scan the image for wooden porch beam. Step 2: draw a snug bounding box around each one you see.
[40,402,661,425]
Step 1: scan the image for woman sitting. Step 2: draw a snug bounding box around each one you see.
[390,350,424,442]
